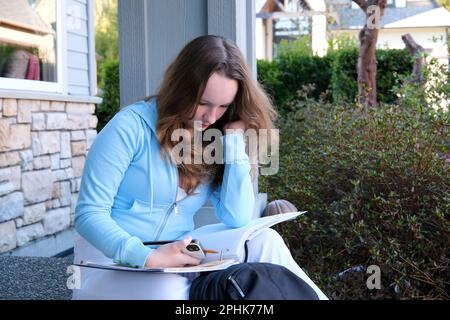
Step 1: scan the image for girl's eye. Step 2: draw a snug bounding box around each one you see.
[199,102,230,108]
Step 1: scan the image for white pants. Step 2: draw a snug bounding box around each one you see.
[71,229,328,300]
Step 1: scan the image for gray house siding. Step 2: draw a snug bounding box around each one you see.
[66,0,95,96]
[118,0,208,106]
[118,0,255,106]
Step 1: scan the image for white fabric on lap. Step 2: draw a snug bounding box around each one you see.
[72,229,328,300]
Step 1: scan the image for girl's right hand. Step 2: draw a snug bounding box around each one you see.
[144,236,201,268]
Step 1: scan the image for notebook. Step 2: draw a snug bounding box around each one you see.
[74,211,305,273]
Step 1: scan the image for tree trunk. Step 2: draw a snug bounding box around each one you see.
[401,33,426,88]
[353,0,387,108]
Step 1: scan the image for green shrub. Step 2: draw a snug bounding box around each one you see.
[257,44,414,114]
[276,35,313,59]
[277,54,333,104]
[376,49,415,104]
[96,59,120,132]
[257,54,333,115]
[259,92,449,299]
[257,59,283,108]
[331,48,414,104]
[258,35,333,115]
[327,33,359,54]
[330,47,359,103]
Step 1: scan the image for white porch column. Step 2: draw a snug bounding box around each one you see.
[307,0,327,57]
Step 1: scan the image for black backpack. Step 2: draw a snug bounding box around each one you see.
[189,262,320,300]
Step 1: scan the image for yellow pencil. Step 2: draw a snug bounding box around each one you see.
[203,249,219,254]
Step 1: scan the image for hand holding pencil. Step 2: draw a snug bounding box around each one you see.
[143,236,217,269]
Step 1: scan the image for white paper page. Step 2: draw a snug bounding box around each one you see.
[189,211,305,263]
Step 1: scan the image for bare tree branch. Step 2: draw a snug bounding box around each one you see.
[401,33,426,87]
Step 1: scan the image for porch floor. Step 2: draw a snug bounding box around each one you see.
[0,255,73,300]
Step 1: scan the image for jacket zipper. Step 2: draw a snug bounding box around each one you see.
[153,202,176,241]
[154,163,179,241]
[153,164,200,241]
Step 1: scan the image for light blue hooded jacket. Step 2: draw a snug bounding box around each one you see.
[74,98,255,268]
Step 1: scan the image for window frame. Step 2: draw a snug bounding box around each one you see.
[0,0,66,93]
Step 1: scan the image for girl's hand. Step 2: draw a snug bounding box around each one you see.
[223,119,246,135]
[144,236,201,268]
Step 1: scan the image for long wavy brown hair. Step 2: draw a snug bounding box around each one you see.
[147,35,277,195]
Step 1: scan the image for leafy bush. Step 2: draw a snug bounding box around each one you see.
[96,59,120,132]
[330,47,359,103]
[278,54,333,104]
[258,35,332,115]
[327,33,359,54]
[257,59,283,108]
[331,48,414,104]
[95,0,118,86]
[257,44,414,114]
[276,35,313,59]
[259,84,449,299]
[257,56,333,116]
[376,49,415,103]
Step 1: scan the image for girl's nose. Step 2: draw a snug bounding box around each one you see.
[205,107,219,124]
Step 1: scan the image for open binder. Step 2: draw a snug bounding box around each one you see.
[74,211,305,273]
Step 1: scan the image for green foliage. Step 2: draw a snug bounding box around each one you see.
[95,0,118,85]
[279,54,333,104]
[327,33,359,54]
[276,35,313,58]
[330,47,359,103]
[257,42,414,115]
[392,54,450,110]
[331,48,414,104]
[258,56,334,115]
[256,59,283,107]
[259,62,449,299]
[376,49,415,103]
[257,36,333,115]
[96,59,120,132]
[437,0,450,11]
[0,44,16,75]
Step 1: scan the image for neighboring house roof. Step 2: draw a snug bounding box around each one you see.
[0,0,53,35]
[331,2,450,29]
[384,7,450,28]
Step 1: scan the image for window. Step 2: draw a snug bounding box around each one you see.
[0,0,64,92]
[386,0,395,7]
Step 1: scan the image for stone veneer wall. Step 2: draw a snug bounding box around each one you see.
[0,98,97,255]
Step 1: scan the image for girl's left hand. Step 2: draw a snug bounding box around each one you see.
[223,119,246,135]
